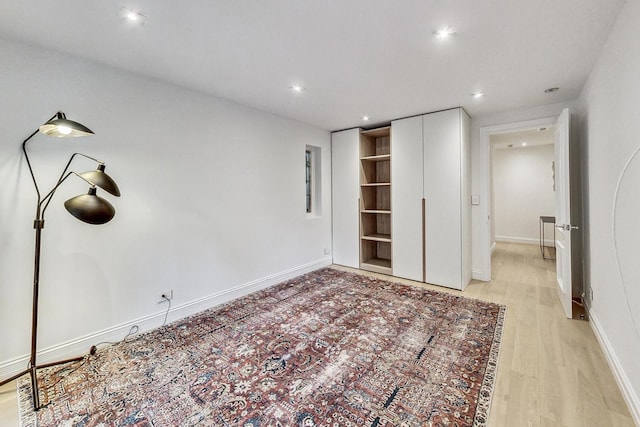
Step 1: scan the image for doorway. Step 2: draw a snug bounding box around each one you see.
[478,116,557,281]
[490,127,556,259]
[479,112,584,319]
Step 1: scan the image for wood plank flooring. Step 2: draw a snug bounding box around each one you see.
[0,243,634,426]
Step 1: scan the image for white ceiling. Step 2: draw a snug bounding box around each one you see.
[0,0,625,131]
[491,128,555,150]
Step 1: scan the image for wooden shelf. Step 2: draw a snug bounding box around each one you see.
[361,154,391,162]
[361,210,391,214]
[360,158,390,185]
[360,128,390,157]
[361,183,391,187]
[361,258,392,275]
[361,126,391,138]
[360,185,390,211]
[361,233,391,242]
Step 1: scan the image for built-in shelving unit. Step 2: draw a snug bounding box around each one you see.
[359,126,392,275]
[332,108,470,290]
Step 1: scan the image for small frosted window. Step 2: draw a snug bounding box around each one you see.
[305,145,322,216]
[305,150,312,213]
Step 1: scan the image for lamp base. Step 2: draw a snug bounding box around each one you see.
[0,355,85,410]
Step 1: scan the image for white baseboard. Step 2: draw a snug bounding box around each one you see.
[472,269,491,282]
[495,235,554,246]
[0,257,332,381]
[470,243,496,282]
[589,311,640,426]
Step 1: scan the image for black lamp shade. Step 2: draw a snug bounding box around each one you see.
[64,188,115,225]
[39,112,94,138]
[79,164,121,197]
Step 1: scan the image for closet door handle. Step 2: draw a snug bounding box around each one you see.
[422,198,426,283]
[358,198,361,265]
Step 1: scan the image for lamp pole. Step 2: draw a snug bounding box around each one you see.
[28,216,47,409]
[22,119,53,410]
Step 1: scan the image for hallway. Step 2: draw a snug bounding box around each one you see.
[470,242,632,426]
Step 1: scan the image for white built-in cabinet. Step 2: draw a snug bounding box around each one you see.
[331,107,471,290]
[331,128,360,268]
[392,108,471,290]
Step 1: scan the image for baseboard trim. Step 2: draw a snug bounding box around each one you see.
[0,257,332,381]
[495,235,553,246]
[472,269,491,282]
[589,310,640,426]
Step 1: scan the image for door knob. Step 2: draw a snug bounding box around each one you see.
[556,224,579,231]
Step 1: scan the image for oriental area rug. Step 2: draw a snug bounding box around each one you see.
[18,268,505,427]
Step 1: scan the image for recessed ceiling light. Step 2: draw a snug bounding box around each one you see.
[544,87,560,94]
[362,116,370,122]
[522,142,527,146]
[471,92,485,98]
[290,84,305,93]
[120,7,146,24]
[434,26,455,40]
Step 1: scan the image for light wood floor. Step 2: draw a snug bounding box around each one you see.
[0,243,634,426]
[478,243,633,426]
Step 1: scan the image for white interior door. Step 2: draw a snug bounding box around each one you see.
[554,108,573,318]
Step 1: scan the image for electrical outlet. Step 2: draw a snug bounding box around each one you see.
[159,289,173,303]
[324,248,330,255]
[589,287,594,301]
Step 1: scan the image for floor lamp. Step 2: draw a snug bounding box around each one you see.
[0,111,121,410]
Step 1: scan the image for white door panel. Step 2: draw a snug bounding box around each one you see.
[424,109,462,289]
[331,129,360,268]
[391,115,424,281]
[554,109,573,318]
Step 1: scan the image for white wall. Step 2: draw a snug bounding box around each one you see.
[492,144,555,245]
[579,0,640,421]
[0,38,332,375]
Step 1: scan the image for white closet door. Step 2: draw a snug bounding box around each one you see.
[331,128,360,268]
[391,115,424,281]
[423,109,462,289]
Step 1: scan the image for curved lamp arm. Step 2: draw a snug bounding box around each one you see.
[40,171,97,218]
[38,153,120,215]
[37,170,116,226]
[21,113,59,209]
[54,152,104,184]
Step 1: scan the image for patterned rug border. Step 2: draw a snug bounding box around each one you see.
[474,298,505,426]
[17,267,507,427]
[17,376,36,427]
